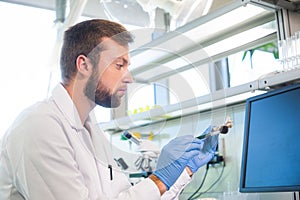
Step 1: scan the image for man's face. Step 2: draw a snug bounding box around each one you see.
[85,38,132,108]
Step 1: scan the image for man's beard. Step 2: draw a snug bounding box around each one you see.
[94,84,120,108]
[84,72,121,108]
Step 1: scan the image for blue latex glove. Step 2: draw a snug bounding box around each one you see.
[187,126,219,173]
[153,135,203,190]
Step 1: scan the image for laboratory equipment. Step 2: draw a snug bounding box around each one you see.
[240,82,300,193]
[122,130,141,145]
[197,116,233,140]
[122,131,158,172]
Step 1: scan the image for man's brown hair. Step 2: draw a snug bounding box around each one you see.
[60,19,134,85]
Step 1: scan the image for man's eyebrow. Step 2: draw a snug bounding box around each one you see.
[123,57,130,65]
[116,57,130,65]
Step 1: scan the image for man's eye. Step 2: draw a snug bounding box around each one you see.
[116,64,123,68]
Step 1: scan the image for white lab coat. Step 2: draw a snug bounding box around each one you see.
[0,84,191,200]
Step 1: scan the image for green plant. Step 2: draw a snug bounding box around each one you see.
[242,41,279,68]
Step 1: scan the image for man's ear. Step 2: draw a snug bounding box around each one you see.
[76,55,92,76]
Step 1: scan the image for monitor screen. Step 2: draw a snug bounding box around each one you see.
[240,83,300,193]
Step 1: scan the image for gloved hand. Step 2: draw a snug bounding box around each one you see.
[187,126,218,173]
[153,135,203,190]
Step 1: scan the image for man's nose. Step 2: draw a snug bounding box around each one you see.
[123,69,133,84]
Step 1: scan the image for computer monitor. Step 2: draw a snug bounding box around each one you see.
[240,82,300,193]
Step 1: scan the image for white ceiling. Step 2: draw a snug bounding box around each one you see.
[4,0,299,28]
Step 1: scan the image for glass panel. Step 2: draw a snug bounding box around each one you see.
[228,42,281,87]
[127,83,155,116]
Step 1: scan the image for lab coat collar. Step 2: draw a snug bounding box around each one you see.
[52,84,116,166]
[52,83,85,131]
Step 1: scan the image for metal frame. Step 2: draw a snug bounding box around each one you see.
[147,33,277,82]
[130,0,275,78]
[101,67,300,131]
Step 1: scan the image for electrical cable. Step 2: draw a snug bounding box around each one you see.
[294,192,296,200]
[187,164,209,200]
[189,163,225,200]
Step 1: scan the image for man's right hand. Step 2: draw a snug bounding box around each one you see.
[153,135,203,190]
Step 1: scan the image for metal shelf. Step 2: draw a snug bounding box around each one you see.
[258,67,300,89]
[129,0,277,83]
[100,68,300,132]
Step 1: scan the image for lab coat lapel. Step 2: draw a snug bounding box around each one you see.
[85,114,115,166]
[86,113,132,198]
